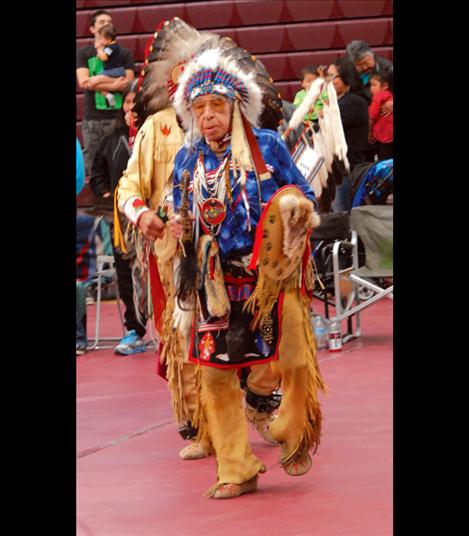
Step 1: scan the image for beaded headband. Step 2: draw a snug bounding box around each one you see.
[185,67,249,103]
[174,47,264,142]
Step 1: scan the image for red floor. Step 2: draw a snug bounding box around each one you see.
[77,298,393,536]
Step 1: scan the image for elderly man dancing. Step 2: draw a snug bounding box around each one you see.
[169,43,326,499]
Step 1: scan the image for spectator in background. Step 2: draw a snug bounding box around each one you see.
[92,24,127,108]
[293,65,325,123]
[76,9,135,174]
[76,137,86,355]
[368,70,393,161]
[346,39,393,109]
[326,56,369,212]
[76,138,85,195]
[89,80,148,356]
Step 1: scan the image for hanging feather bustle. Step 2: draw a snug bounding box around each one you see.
[134,18,215,127]
[284,80,350,212]
[285,77,325,134]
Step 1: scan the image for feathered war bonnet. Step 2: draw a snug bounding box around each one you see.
[173,43,273,182]
[132,17,214,128]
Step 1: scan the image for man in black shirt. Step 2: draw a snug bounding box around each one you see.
[76,10,135,174]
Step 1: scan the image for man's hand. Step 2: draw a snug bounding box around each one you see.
[86,76,99,89]
[317,65,327,78]
[169,212,195,241]
[85,76,128,92]
[138,211,166,241]
[102,192,111,199]
[113,76,130,92]
[380,100,393,117]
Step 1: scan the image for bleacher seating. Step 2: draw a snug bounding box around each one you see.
[76,0,393,141]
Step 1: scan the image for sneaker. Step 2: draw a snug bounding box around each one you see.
[76,343,87,356]
[114,330,146,356]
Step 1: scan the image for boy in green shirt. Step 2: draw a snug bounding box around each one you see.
[293,65,326,122]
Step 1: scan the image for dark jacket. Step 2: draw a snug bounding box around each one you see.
[337,92,369,171]
[361,55,393,102]
[89,126,131,198]
[375,55,393,75]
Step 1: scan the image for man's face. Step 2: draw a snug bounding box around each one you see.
[354,52,375,74]
[192,94,232,141]
[90,14,112,35]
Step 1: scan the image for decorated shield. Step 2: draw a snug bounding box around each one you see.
[249,186,319,281]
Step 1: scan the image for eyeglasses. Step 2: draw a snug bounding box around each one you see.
[192,97,229,117]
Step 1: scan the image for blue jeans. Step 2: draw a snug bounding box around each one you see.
[76,282,88,347]
[101,67,125,78]
[332,176,351,213]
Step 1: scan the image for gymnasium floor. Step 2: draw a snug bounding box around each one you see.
[77,298,392,536]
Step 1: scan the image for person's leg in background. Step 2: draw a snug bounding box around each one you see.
[112,246,147,355]
[378,142,393,161]
[81,119,117,175]
[76,282,88,355]
[331,175,352,212]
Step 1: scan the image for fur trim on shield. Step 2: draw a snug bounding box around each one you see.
[278,195,320,259]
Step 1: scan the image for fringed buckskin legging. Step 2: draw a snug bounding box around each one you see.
[199,288,325,485]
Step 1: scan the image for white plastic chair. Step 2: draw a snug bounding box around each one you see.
[87,254,126,350]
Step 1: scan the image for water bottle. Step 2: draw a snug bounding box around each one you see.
[328,320,342,352]
[311,314,328,350]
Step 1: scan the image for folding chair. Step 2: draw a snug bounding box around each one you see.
[327,205,393,343]
[87,254,126,350]
[311,211,355,329]
[76,213,126,350]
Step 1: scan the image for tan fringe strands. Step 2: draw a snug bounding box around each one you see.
[159,294,190,424]
[280,295,327,466]
[245,261,327,466]
[244,269,301,329]
[192,363,211,453]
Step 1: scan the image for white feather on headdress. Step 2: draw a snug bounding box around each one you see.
[173,46,264,145]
